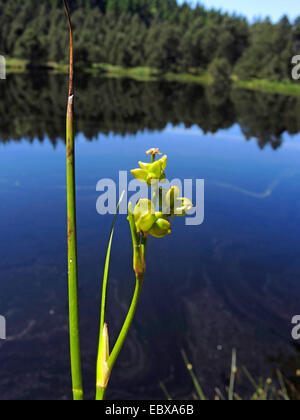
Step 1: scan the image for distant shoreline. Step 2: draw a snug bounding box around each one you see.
[6,58,300,97]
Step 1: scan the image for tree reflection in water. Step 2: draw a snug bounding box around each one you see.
[1,73,300,149]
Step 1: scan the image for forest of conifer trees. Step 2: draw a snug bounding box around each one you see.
[1,0,300,81]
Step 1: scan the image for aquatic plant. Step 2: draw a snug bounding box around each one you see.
[159,350,292,401]
[63,0,83,401]
[95,149,193,400]
[61,2,293,402]
[62,1,193,401]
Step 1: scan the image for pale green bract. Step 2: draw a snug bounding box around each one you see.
[131,155,168,185]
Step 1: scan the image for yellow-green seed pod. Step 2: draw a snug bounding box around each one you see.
[149,218,172,238]
[136,212,156,232]
[133,199,156,233]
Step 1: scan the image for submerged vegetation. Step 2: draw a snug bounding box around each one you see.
[159,350,296,401]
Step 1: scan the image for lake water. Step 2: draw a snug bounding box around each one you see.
[0,74,300,400]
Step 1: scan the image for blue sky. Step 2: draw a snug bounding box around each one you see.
[180,1,299,22]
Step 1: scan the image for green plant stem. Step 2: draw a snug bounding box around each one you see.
[108,274,144,372]
[215,387,226,401]
[96,209,145,400]
[159,382,173,400]
[96,386,107,401]
[242,366,259,390]
[96,276,144,401]
[151,181,159,207]
[67,96,83,401]
[229,349,237,401]
[64,0,83,401]
[96,192,125,401]
[277,370,290,401]
[99,192,125,344]
[150,154,160,206]
[181,349,206,401]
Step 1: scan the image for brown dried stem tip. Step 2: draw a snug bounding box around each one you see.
[63,0,74,97]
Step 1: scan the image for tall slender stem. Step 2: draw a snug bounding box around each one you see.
[64,0,83,401]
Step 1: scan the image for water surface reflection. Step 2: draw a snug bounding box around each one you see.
[0,75,300,400]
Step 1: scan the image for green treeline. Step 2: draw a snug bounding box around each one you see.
[1,74,300,148]
[1,0,300,81]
